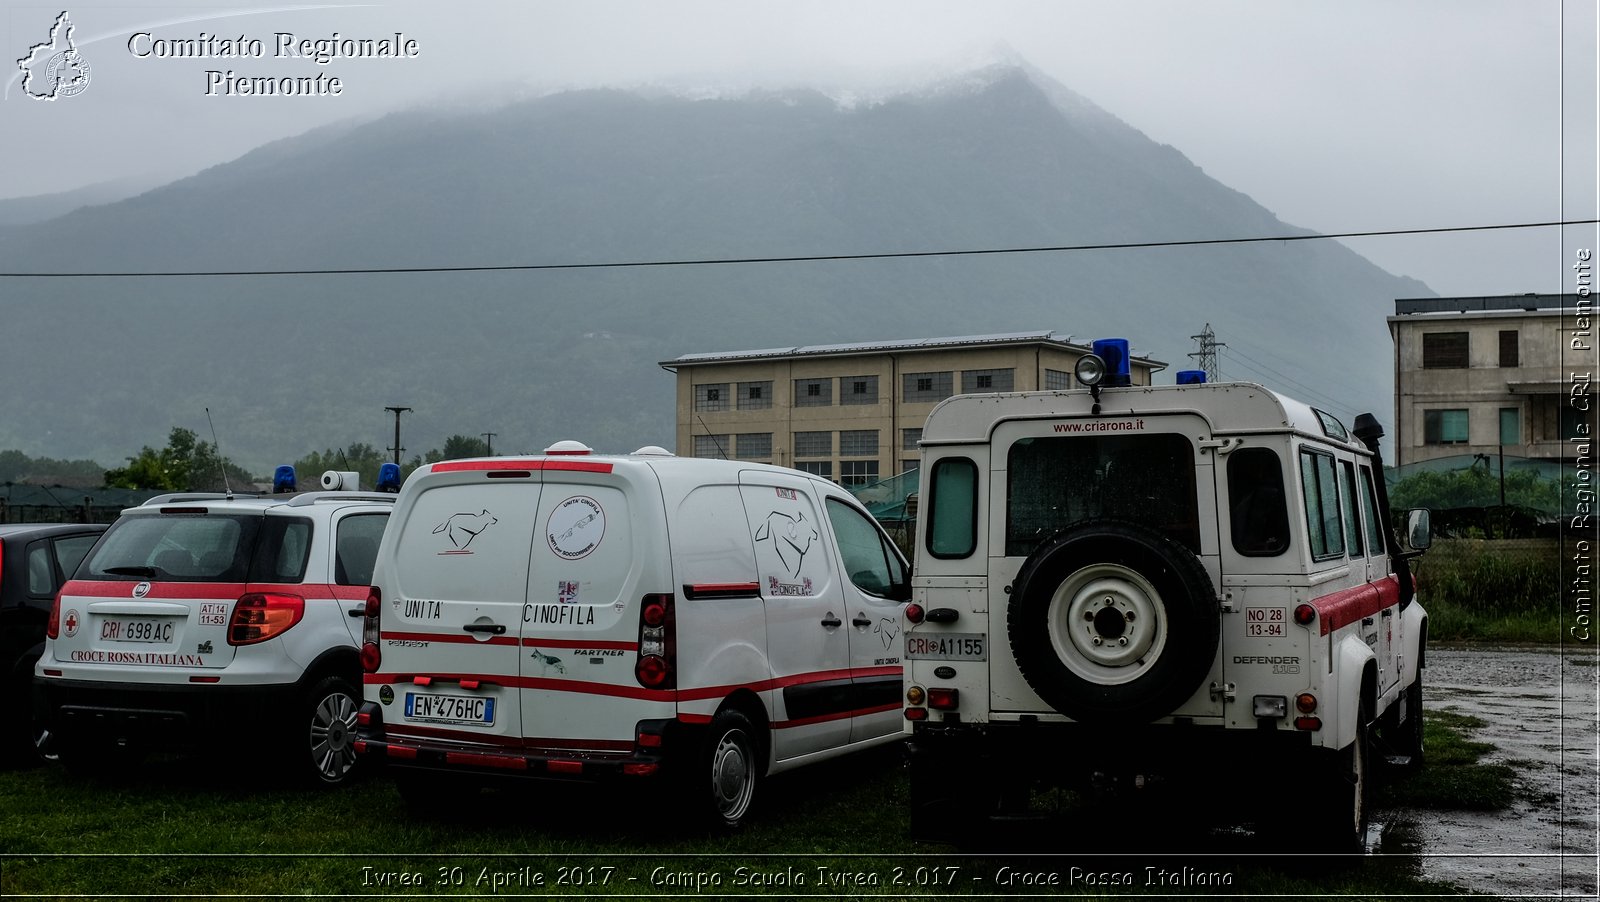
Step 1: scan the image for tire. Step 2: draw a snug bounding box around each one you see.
[1316,699,1371,853]
[302,676,360,787]
[684,709,761,829]
[1007,520,1218,723]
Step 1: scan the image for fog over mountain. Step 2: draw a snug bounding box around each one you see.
[0,62,1429,473]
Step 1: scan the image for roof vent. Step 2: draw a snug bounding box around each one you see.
[544,440,593,456]
[631,445,674,457]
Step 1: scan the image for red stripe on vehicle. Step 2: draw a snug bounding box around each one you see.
[677,713,713,725]
[381,630,519,646]
[521,637,638,651]
[432,460,542,472]
[519,675,676,701]
[386,724,525,747]
[543,460,613,473]
[1311,576,1401,636]
[446,751,528,770]
[521,737,634,752]
[430,459,615,474]
[774,702,902,730]
[63,580,244,599]
[850,666,902,680]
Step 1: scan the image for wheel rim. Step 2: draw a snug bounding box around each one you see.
[1350,721,1369,841]
[710,728,754,822]
[309,691,358,782]
[1046,562,1168,685]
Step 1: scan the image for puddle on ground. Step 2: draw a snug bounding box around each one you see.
[1397,646,1600,898]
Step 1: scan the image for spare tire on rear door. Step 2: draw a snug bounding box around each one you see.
[1007,520,1218,724]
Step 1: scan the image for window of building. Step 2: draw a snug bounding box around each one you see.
[693,383,729,412]
[1298,449,1346,562]
[1499,330,1519,368]
[840,460,879,487]
[793,431,832,458]
[735,432,772,459]
[1422,332,1469,369]
[961,368,1014,393]
[1044,369,1072,391]
[795,461,832,479]
[693,434,730,458]
[903,371,953,403]
[841,375,878,405]
[794,378,832,407]
[737,381,773,411]
[1423,409,1469,445]
[902,428,922,451]
[1499,408,1520,446]
[839,429,879,457]
[902,459,919,474]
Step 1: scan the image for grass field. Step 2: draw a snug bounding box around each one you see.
[1412,538,1563,642]
[0,709,1518,899]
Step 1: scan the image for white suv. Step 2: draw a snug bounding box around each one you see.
[35,476,393,786]
[902,342,1429,851]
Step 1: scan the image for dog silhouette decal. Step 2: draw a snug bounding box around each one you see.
[433,510,498,551]
[754,510,819,578]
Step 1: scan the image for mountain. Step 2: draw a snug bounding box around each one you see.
[0,175,175,227]
[0,63,1430,473]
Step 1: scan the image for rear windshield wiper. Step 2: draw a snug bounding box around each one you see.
[101,565,158,577]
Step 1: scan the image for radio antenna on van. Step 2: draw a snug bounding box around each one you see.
[694,415,728,459]
[204,407,233,499]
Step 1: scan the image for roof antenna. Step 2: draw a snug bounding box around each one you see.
[204,407,233,499]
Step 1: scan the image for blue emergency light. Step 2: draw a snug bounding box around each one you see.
[273,465,297,494]
[1091,338,1132,387]
[376,462,402,493]
[1177,370,1207,385]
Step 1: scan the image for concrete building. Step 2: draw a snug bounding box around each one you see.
[660,331,1165,484]
[1388,294,1592,467]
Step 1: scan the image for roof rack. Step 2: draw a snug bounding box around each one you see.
[283,491,399,507]
[141,492,262,506]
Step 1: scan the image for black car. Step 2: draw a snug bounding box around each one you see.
[1,522,105,763]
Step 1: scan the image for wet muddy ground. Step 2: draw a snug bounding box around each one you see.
[1400,646,1600,898]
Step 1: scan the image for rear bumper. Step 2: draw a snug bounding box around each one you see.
[34,676,299,751]
[355,703,673,782]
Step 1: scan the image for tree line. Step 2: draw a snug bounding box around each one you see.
[1,429,506,492]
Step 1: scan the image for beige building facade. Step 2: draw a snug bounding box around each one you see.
[661,331,1165,485]
[1389,294,1591,467]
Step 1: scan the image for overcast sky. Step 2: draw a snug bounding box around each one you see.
[2,0,1596,298]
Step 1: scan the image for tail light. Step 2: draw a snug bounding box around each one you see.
[228,593,305,645]
[1295,693,1318,714]
[46,589,61,640]
[361,586,381,673]
[927,687,960,710]
[905,603,925,624]
[1294,604,1317,626]
[635,593,675,689]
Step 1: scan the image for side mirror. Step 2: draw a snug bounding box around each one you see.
[1405,508,1432,552]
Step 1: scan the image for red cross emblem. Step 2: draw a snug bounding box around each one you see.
[63,610,79,636]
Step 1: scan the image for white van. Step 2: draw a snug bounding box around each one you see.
[354,443,910,827]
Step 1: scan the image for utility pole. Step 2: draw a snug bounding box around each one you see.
[481,432,496,456]
[1189,323,1226,382]
[385,406,411,464]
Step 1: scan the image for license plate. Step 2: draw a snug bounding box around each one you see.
[905,632,986,661]
[99,618,176,643]
[405,692,495,726]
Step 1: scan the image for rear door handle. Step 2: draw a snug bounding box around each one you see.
[462,623,507,635]
[820,615,842,628]
[852,615,873,628]
[348,607,366,619]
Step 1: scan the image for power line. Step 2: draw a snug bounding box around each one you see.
[1,218,1594,279]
